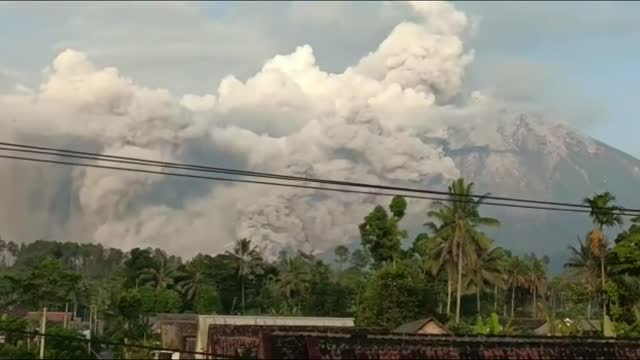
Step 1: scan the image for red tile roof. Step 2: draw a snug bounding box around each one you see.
[25,312,72,323]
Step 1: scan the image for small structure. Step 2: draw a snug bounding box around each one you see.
[258,331,640,359]
[150,313,199,355]
[25,311,72,323]
[394,317,452,336]
[151,314,355,359]
[507,318,549,336]
[578,319,602,336]
[24,310,99,334]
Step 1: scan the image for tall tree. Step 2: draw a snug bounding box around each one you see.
[464,246,505,315]
[427,178,500,323]
[610,217,640,276]
[334,245,350,273]
[506,256,528,318]
[123,248,155,288]
[6,258,84,310]
[526,254,547,318]
[564,236,599,319]
[6,241,19,259]
[0,236,6,267]
[176,263,205,302]
[350,249,370,271]
[356,259,436,330]
[275,256,312,309]
[226,238,262,314]
[583,192,624,329]
[139,257,178,290]
[359,196,408,267]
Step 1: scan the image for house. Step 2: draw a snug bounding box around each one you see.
[25,311,72,323]
[506,318,549,335]
[150,313,199,356]
[393,317,452,336]
[151,314,355,359]
[258,331,640,359]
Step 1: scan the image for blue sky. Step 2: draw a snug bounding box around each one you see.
[457,1,640,156]
[1,1,640,156]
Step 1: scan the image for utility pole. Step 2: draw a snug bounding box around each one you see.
[87,305,93,356]
[64,302,69,329]
[39,307,47,360]
[93,305,99,335]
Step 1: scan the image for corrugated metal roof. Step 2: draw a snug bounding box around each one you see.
[198,315,355,327]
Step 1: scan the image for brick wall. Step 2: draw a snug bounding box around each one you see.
[207,325,376,359]
[262,333,640,360]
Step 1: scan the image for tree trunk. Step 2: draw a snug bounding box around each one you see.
[446,270,452,316]
[587,299,591,320]
[477,288,481,314]
[511,285,516,318]
[241,277,246,314]
[494,284,498,313]
[533,286,537,319]
[455,241,463,323]
[601,254,606,334]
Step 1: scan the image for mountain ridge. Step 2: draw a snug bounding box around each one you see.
[430,113,640,272]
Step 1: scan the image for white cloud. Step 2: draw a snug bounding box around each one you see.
[0,1,484,258]
[3,1,621,259]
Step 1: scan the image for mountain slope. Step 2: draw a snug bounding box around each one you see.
[432,112,640,272]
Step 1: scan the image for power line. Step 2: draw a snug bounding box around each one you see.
[1,140,636,214]
[0,326,236,359]
[0,152,634,217]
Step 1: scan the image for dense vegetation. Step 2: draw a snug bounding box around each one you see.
[2,178,640,358]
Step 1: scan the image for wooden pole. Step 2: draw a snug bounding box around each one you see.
[87,305,93,356]
[39,307,47,360]
[64,302,69,329]
[93,306,98,335]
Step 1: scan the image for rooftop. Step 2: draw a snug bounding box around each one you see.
[198,315,355,327]
[393,317,452,335]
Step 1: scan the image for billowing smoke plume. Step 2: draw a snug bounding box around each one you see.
[0,1,492,259]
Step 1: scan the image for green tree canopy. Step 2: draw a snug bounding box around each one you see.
[356,259,437,330]
[426,178,500,323]
[359,196,408,267]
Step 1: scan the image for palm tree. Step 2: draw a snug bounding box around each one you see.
[176,264,205,302]
[418,226,456,317]
[493,249,511,314]
[139,257,178,289]
[6,241,19,258]
[334,245,350,273]
[583,192,624,326]
[226,238,262,314]
[526,255,547,318]
[427,178,501,323]
[564,236,599,319]
[464,246,506,315]
[506,256,528,317]
[0,236,6,267]
[276,256,312,305]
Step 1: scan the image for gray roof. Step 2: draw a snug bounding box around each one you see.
[198,315,355,327]
[578,319,601,332]
[394,317,450,334]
